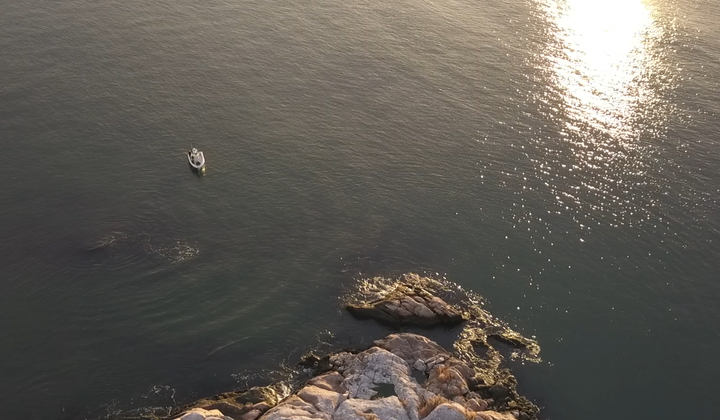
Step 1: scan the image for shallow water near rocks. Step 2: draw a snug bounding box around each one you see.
[1,1,720,419]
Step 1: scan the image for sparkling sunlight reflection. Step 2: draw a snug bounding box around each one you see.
[542,0,659,141]
[528,0,677,229]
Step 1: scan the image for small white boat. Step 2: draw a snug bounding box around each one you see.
[187,147,206,174]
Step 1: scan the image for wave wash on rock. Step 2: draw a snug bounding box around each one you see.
[345,273,541,365]
[169,273,543,420]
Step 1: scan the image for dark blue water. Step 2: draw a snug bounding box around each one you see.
[1,1,719,419]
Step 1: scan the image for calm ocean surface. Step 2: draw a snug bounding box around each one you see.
[1,0,719,419]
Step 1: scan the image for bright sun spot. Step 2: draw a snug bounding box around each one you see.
[529,0,675,226]
[540,0,658,140]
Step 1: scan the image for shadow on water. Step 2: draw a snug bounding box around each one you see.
[188,165,206,177]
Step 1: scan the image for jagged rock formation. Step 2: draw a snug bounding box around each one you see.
[170,274,542,420]
[175,386,283,420]
[176,333,534,420]
[345,273,467,327]
[176,408,232,420]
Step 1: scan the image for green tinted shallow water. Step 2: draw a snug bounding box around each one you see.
[1,0,719,419]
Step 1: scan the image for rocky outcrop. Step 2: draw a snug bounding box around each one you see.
[345,273,467,327]
[173,333,536,420]
[168,274,541,420]
[175,408,233,420]
[243,333,534,420]
[175,386,282,420]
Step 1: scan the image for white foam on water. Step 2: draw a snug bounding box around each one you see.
[144,240,200,264]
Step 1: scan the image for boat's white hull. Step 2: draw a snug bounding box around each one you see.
[188,150,206,174]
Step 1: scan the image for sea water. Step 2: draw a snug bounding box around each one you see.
[1,1,718,419]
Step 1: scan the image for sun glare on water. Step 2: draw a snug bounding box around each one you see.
[527,0,678,229]
[541,0,659,140]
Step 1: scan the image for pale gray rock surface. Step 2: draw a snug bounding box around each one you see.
[373,334,450,372]
[176,408,234,420]
[259,395,332,420]
[475,410,520,420]
[306,372,346,394]
[334,347,412,399]
[296,385,346,414]
[238,410,263,420]
[333,397,410,420]
[422,402,468,420]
